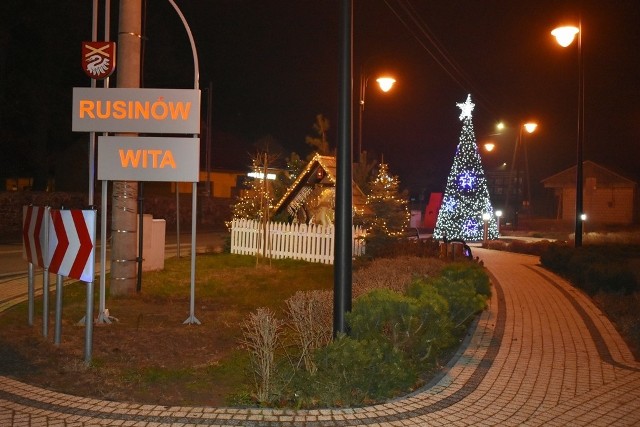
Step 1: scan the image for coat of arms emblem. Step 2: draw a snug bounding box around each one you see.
[82,41,116,79]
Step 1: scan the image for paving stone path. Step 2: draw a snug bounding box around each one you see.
[1,248,639,426]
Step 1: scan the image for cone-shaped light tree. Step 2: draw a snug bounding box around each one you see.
[364,161,410,237]
[433,94,499,242]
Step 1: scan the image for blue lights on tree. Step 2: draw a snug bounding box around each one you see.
[433,94,499,242]
[457,171,476,191]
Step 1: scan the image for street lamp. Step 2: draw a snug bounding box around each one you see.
[483,142,496,152]
[505,121,538,226]
[482,212,491,247]
[522,122,538,212]
[552,22,584,247]
[357,72,396,161]
[495,210,503,235]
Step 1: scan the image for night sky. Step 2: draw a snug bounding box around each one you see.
[2,1,639,206]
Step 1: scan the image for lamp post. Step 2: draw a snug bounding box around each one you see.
[482,212,491,247]
[552,22,584,247]
[495,210,503,235]
[357,72,395,162]
[522,122,538,213]
[505,122,537,226]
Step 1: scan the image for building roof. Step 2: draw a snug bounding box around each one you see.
[272,154,370,217]
[541,160,637,189]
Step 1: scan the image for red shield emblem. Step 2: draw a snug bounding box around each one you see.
[82,41,116,79]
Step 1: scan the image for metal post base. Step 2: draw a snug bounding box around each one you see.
[183,315,201,325]
[96,309,118,324]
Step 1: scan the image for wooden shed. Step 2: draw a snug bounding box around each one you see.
[541,161,637,224]
[272,154,370,225]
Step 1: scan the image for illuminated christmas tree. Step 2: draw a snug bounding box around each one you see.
[231,155,274,221]
[433,94,499,242]
[364,161,410,237]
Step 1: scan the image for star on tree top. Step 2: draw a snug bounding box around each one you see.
[457,94,475,120]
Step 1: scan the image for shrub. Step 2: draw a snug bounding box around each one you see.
[239,308,284,404]
[348,288,454,365]
[510,239,554,256]
[541,244,639,295]
[581,261,637,295]
[294,335,416,407]
[408,277,485,331]
[353,256,445,297]
[438,262,492,298]
[363,234,440,259]
[593,291,640,358]
[284,290,333,374]
[540,242,573,273]
[239,252,491,407]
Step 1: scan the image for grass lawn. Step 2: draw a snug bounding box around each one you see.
[0,254,334,406]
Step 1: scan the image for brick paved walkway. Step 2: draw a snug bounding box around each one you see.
[1,248,639,426]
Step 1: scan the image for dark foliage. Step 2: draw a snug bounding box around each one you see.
[540,243,639,295]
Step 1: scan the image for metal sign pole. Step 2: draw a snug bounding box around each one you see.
[84,279,95,363]
[167,0,201,325]
[184,181,201,325]
[27,263,34,326]
[88,0,98,206]
[54,275,64,345]
[96,181,113,323]
[41,207,50,338]
[85,209,98,362]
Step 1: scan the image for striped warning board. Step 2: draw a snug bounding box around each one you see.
[47,209,96,282]
[22,205,49,268]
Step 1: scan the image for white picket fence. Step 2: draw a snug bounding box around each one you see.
[230,219,366,264]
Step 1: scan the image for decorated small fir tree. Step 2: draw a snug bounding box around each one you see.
[433,94,499,242]
[364,161,410,237]
[231,156,273,221]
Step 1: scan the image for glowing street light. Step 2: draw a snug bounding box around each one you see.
[357,73,396,160]
[524,122,538,134]
[376,76,396,92]
[552,21,584,247]
[495,210,503,235]
[504,121,538,224]
[483,142,496,152]
[551,26,579,47]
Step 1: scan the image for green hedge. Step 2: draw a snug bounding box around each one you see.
[540,243,639,295]
[275,261,491,408]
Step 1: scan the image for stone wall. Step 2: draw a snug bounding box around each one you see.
[0,191,232,241]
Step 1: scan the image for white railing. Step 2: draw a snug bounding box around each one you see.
[230,219,366,264]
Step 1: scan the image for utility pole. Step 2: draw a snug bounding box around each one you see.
[110,0,142,296]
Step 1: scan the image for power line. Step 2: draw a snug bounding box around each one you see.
[383,0,499,117]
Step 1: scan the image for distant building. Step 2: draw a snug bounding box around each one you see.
[143,169,247,198]
[541,161,637,224]
[4,177,34,191]
[484,162,523,219]
[422,192,442,232]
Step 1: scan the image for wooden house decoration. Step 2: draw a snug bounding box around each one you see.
[272,154,370,225]
[541,161,637,224]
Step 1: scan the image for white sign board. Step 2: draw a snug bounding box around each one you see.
[72,87,200,133]
[98,136,200,182]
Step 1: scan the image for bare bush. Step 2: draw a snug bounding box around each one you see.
[240,307,283,403]
[353,256,445,297]
[285,290,333,374]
